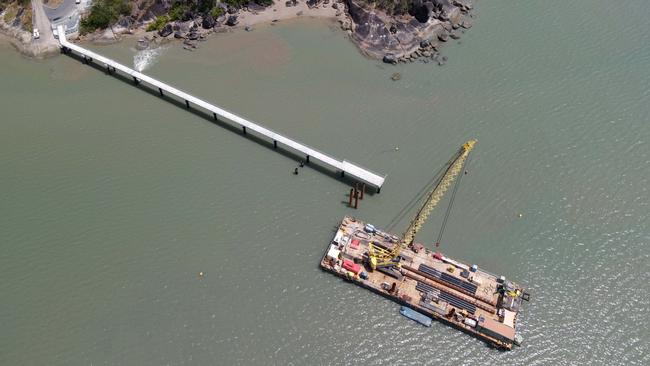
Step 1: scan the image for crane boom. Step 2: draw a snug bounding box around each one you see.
[367,140,476,269]
[400,139,476,247]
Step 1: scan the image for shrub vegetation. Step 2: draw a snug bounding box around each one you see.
[146,14,170,31]
[210,6,223,18]
[80,0,131,34]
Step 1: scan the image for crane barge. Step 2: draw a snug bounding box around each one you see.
[320,140,530,350]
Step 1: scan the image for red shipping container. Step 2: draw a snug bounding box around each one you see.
[350,239,360,249]
[342,260,361,274]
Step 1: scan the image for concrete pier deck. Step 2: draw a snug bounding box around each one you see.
[56,26,386,190]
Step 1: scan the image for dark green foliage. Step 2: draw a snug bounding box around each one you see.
[168,2,187,21]
[196,0,216,14]
[0,0,29,7]
[0,0,30,13]
[210,6,223,18]
[146,14,169,31]
[80,0,131,33]
[371,0,412,15]
[221,0,247,8]
[253,0,273,6]
[168,0,216,17]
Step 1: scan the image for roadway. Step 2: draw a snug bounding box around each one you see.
[30,0,59,53]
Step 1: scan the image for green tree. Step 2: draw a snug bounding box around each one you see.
[80,0,131,33]
[146,15,170,31]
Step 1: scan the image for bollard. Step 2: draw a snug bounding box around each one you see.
[353,187,359,209]
[348,188,354,207]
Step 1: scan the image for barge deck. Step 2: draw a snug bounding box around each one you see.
[320,216,528,350]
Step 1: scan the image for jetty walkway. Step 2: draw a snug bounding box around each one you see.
[56,26,386,191]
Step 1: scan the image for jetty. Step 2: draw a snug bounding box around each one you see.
[56,26,386,191]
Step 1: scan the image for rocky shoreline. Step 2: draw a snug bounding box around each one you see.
[79,0,474,65]
[1,0,474,64]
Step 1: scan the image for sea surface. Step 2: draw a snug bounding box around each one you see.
[1,1,649,365]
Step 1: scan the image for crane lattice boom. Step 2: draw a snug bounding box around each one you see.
[368,140,476,267]
[401,139,476,247]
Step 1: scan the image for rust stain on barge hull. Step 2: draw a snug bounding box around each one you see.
[320,216,528,350]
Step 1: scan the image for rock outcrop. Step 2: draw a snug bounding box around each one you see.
[158,23,173,37]
[345,0,474,64]
[201,15,215,29]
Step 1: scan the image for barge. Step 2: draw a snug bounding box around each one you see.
[319,141,529,350]
[320,217,528,349]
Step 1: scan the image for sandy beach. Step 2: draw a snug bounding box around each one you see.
[236,2,342,28]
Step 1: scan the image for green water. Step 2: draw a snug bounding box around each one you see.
[1,1,649,364]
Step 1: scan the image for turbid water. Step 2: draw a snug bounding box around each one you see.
[1,1,649,364]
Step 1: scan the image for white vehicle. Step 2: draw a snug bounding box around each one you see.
[33,28,40,39]
[53,28,58,39]
[75,0,80,4]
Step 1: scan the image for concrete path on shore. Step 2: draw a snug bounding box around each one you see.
[31,0,59,54]
[42,0,76,21]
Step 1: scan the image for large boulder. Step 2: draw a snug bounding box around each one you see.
[411,1,434,23]
[432,0,462,25]
[248,2,268,12]
[202,15,216,29]
[145,0,172,17]
[158,23,173,37]
[453,0,472,11]
[116,16,133,29]
[383,53,397,64]
[226,15,239,26]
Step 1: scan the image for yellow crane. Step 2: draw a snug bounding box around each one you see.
[368,140,477,270]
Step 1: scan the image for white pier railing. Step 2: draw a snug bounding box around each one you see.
[57,26,386,190]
